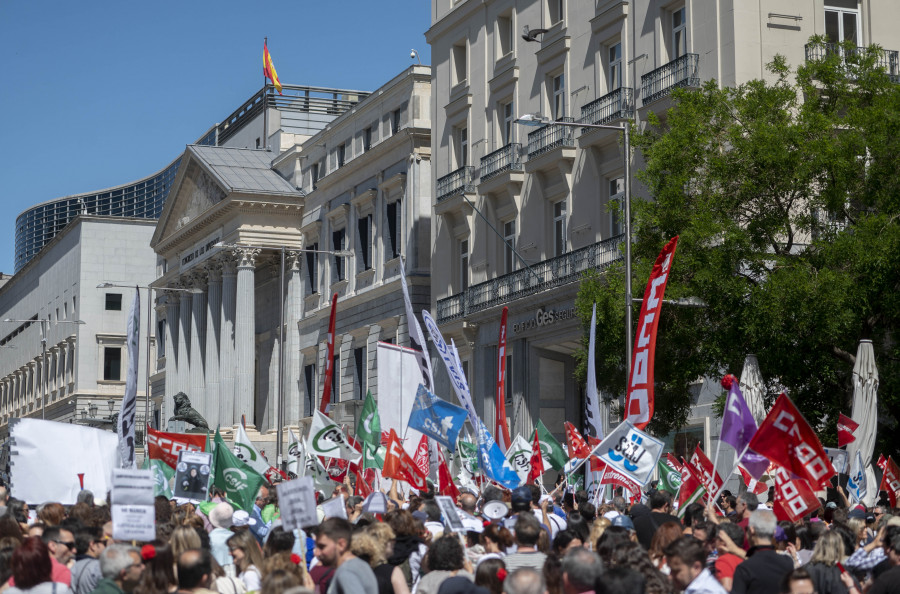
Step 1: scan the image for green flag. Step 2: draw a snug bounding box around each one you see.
[536,420,567,471]
[657,459,682,494]
[362,443,385,470]
[142,455,174,498]
[213,429,265,512]
[357,391,381,449]
[458,440,479,473]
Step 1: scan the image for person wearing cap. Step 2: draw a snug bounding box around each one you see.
[503,513,547,572]
[731,510,793,594]
[207,502,235,569]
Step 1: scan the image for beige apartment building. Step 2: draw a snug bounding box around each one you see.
[426,0,900,457]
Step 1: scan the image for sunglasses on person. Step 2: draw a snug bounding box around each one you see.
[54,540,76,550]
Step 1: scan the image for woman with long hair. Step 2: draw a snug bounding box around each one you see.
[134,541,177,594]
[358,523,410,594]
[605,541,672,594]
[169,526,202,561]
[36,504,65,528]
[648,522,683,574]
[481,524,513,563]
[803,531,859,594]
[227,529,265,593]
[474,558,506,594]
[384,509,427,587]
[6,536,72,594]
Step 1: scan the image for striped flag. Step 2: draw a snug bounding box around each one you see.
[263,40,282,94]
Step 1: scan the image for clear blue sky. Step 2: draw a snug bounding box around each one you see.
[0,1,432,274]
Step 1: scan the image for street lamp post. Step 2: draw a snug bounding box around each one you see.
[96,283,202,435]
[2,317,86,420]
[515,113,634,383]
[215,242,353,470]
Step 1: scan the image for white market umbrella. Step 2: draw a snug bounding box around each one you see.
[849,340,879,506]
[739,354,767,425]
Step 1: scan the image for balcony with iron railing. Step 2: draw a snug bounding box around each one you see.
[527,117,576,159]
[480,143,523,182]
[641,54,700,104]
[581,87,634,130]
[437,166,476,202]
[436,234,624,323]
[805,42,900,83]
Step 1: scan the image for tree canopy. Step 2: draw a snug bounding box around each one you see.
[576,38,900,460]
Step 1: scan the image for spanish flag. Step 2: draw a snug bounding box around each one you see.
[263,41,282,95]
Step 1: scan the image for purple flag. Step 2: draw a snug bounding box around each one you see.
[721,383,769,478]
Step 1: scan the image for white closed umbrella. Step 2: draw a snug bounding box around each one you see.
[849,340,879,506]
[739,354,767,424]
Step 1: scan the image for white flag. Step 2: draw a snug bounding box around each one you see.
[287,428,302,477]
[422,310,480,428]
[847,450,867,504]
[306,410,362,462]
[506,434,533,483]
[117,289,140,468]
[585,304,604,440]
[233,424,273,478]
[596,420,665,486]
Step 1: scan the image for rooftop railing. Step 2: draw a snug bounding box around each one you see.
[641,53,700,104]
[436,234,624,323]
[480,143,523,182]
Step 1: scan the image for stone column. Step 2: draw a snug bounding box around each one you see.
[234,247,259,429]
[177,286,192,398]
[220,256,238,428]
[205,262,223,430]
[189,271,208,421]
[164,293,180,422]
[284,251,301,425]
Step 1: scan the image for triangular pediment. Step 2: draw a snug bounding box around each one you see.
[152,154,227,246]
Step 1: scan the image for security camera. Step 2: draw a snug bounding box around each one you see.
[410,50,417,59]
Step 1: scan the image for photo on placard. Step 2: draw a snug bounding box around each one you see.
[173,450,213,501]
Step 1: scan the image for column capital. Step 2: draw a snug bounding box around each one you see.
[205,259,223,282]
[286,251,302,271]
[188,269,208,290]
[233,247,261,268]
[218,253,238,277]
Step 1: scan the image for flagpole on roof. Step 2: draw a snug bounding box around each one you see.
[263,37,268,151]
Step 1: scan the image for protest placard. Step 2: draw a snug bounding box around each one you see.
[173,451,212,501]
[111,469,155,541]
[276,477,318,531]
[435,495,465,533]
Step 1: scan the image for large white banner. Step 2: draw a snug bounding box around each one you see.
[11,419,120,504]
[595,420,664,486]
[376,342,424,458]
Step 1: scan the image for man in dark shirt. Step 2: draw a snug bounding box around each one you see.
[634,490,682,549]
[731,510,793,594]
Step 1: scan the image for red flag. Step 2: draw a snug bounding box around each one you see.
[263,40,283,95]
[626,236,679,429]
[383,429,428,491]
[587,435,604,471]
[146,425,206,469]
[319,293,339,414]
[326,458,349,483]
[837,413,859,448]
[527,428,545,483]
[600,463,642,494]
[688,444,725,496]
[438,448,461,501]
[772,466,821,522]
[677,464,707,510]
[413,435,430,477]
[748,393,836,489]
[495,308,512,452]
[354,469,372,498]
[738,465,768,495]
[879,456,900,508]
[565,422,592,459]
[666,453,683,472]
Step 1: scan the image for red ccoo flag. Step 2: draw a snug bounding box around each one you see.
[837,413,859,448]
[527,428,545,483]
[319,293,339,414]
[495,307,512,451]
[564,422,592,459]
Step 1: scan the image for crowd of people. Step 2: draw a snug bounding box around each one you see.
[0,479,898,594]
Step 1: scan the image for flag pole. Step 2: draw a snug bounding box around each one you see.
[263,37,268,151]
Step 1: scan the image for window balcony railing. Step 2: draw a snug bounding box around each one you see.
[480,143,523,182]
[437,166,476,202]
[527,117,576,159]
[804,42,900,83]
[436,234,624,323]
[581,87,634,130]
[641,53,700,104]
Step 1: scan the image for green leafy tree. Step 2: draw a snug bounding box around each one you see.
[576,38,900,459]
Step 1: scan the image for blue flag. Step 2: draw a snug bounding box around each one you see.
[408,385,468,450]
[475,418,521,490]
